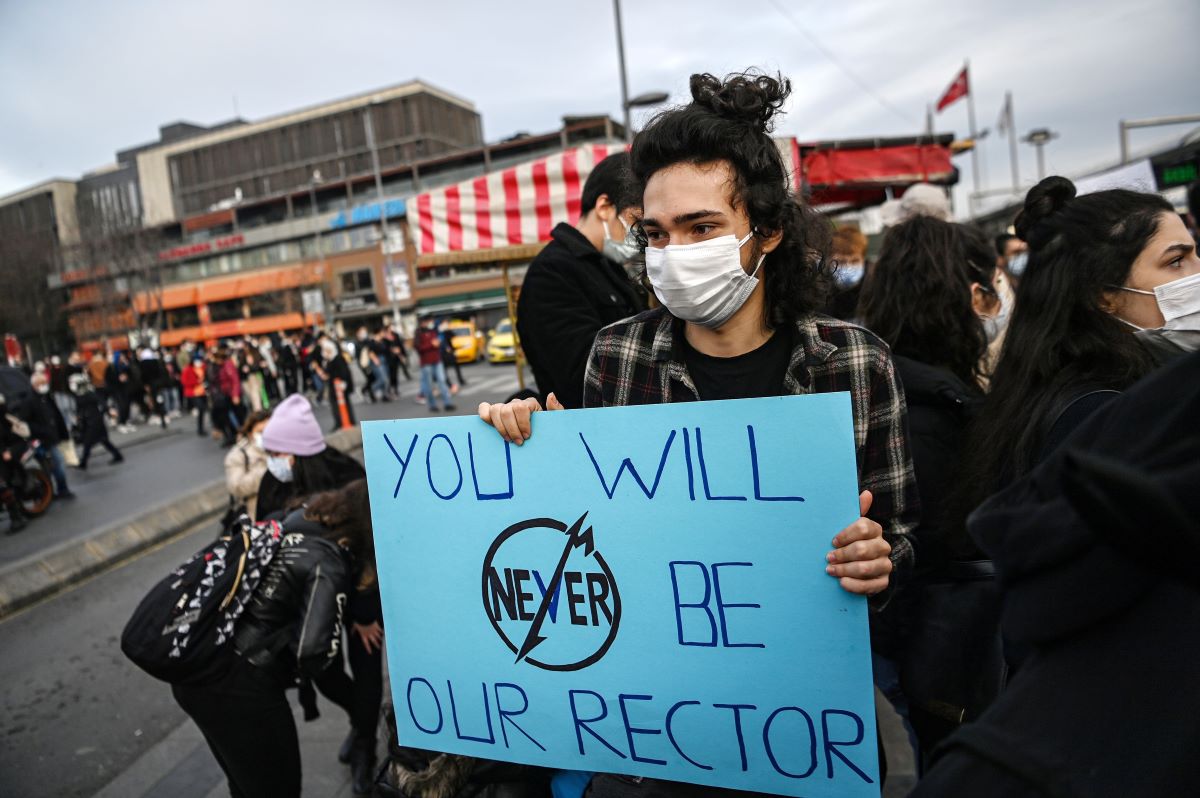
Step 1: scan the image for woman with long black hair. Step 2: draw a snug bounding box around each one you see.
[172,478,373,798]
[857,216,1009,768]
[961,176,1198,510]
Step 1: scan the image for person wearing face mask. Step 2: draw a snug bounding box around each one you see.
[827,226,870,321]
[958,175,1200,520]
[255,394,364,521]
[516,152,647,409]
[26,372,75,500]
[318,338,356,431]
[481,71,917,793]
[253,395,382,790]
[994,232,1028,288]
[223,409,272,521]
[857,215,1008,770]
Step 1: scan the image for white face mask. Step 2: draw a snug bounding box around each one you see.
[645,232,765,329]
[266,455,294,483]
[981,281,1013,344]
[602,215,639,265]
[1115,271,1200,352]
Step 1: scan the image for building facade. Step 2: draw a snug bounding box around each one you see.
[4,78,626,353]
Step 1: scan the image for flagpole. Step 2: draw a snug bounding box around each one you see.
[1007,91,1020,194]
[965,59,980,197]
[925,104,934,139]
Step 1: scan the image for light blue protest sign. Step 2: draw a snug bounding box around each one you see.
[362,394,879,797]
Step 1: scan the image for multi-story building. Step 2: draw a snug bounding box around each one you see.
[9,78,626,352]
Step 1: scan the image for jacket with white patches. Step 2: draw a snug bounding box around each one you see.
[233,523,350,680]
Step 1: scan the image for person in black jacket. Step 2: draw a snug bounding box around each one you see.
[172,478,372,798]
[254,392,381,791]
[317,338,356,431]
[857,216,1009,768]
[27,372,74,499]
[914,351,1200,798]
[517,152,646,409]
[69,373,123,470]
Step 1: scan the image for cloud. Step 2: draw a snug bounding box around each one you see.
[1,0,1195,213]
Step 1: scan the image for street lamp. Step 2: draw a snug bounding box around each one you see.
[612,0,668,141]
[1022,127,1060,181]
[308,170,328,332]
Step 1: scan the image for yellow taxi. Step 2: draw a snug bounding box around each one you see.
[442,319,485,363]
[486,318,519,364]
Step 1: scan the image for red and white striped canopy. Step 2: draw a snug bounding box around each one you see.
[409,143,625,257]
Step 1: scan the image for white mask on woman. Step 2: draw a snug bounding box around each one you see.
[644,232,766,329]
[266,455,294,483]
[1114,271,1200,351]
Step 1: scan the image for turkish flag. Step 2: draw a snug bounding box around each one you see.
[936,66,969,112]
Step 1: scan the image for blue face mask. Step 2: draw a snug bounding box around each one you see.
[834,261,865,289]
[1006,251,1029,277]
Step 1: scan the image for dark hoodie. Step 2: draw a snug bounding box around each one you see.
[913,352,1200,797]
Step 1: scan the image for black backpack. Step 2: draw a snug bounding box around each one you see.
[121,516,283,686]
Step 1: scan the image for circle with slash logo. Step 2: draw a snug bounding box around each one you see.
[480,513,621,671]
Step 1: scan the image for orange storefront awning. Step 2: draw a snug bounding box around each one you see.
[134,262,328,314]
[159,312,323,348]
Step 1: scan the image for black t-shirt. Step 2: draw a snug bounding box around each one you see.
[680,328,793,401]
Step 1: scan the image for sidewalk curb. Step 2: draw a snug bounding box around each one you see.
[0,426,363,620]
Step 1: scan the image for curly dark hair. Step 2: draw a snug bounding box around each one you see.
[303,478,375,586]
[955,175,1170,515]
[630,70,833,326]
[858,216,996,385]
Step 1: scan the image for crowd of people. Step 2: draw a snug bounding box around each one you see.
[105,68,1200,798]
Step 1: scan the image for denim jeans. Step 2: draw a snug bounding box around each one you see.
[36,444,69,494]
[420,362,453,410]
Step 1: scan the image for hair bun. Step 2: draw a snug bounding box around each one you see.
[1015,175,1076,242]
[689,71,791,132]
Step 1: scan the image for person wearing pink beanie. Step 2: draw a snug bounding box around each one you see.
[261,394,327,457]
[255,394,363,522]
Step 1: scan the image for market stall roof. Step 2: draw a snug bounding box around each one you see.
[793,133,959,212]
[408,142,625,266]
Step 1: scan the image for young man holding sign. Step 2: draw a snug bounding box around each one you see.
[480,71,915,599]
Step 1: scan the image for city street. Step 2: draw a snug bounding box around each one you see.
[0,361,527,798]
[0,361,528,563]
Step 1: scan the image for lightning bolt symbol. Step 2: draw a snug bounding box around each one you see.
[515,512,594,663]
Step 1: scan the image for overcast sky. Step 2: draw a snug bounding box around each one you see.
[2,0,1197,214]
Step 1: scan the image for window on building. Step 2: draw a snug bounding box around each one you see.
[208,298,246,322]
[340,268,374,295]
[247,288,302,318]
[167,306,200,329]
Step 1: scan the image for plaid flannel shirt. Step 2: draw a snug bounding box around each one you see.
[583,306,918,596]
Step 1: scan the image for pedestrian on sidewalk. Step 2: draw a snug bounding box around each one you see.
[212,348,242,446]
[223,409,271,522]
[180,356,208,436]
[28,372,75,499]
[318,339,356,431]
[172,478,372,798]
[438,323,466,391]
[415,318,454,413]
[69,374,123,470]
[49,354,77,430]
[0,396,30,532]
[138,349,170,430]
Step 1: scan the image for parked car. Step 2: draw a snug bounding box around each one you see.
[442,320,485,363]
[486,318,519,364]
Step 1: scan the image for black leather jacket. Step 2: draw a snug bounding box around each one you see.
[233,517,351,682]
